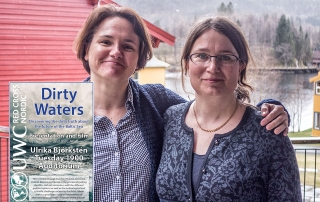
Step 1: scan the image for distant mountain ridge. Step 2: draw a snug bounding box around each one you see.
[114,0,320,27]
[111,0,320,67]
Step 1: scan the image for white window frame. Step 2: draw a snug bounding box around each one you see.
[316,81,320,95]
[315,112,320,130]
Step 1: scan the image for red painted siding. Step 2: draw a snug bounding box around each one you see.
[0,0,94,127]
[0,1,175,199]
[0,1,94,201]
[0,134,9,202]
[0,0,175,128]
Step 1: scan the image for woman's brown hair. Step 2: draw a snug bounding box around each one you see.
[181,16,254,102]
[73,4,153,74]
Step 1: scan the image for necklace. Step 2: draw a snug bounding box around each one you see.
[193,101,238,133]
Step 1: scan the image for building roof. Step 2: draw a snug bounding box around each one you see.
[313,59,320,64]
[310,71,320,82]
[97,0,175,48]
[146,56,170,68]
[313,50,320,58]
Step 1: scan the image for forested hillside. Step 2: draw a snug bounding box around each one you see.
[113,0,320,67]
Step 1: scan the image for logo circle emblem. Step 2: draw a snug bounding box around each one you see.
[11,172,28,201]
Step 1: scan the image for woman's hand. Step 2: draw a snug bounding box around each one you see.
[260,103,289,136]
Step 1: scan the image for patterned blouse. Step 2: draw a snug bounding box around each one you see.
[156,101,301,202]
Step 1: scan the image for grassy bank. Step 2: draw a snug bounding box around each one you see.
[296,153,320,188]
[288,128,312,138]
[288,128,320,188]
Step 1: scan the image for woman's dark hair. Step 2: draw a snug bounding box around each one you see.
[73,4,153,74]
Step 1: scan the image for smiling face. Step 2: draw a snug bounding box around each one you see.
[85,16,140,84]
[187,29,245,97]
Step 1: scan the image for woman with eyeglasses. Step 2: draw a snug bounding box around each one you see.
[76,4,292,201]
[156,16,301,202]
[74,4,291,201]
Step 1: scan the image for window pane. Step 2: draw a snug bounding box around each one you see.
[316,82,320,95]
[315,112,320,130]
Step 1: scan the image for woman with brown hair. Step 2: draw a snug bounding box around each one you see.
[74,4,291,201]
[156,16,301,201]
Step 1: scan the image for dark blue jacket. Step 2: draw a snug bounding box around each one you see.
[86,77,288,202]
[156,102,300,201]
[128,79,186,201]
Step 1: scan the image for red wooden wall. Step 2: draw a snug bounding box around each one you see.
[0,0,94,200]
[0,0,175,128]
[0,134,8,202]
[0,0,94,127]
[0,0,175,200]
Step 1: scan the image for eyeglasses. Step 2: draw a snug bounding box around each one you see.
[189,53,241,67]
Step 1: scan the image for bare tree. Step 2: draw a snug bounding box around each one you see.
[247,70,283,106]
[281,77,312,132]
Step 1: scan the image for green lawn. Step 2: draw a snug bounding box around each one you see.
[289,128,320,188]
[288,128,312,137]
[296,153,320,188]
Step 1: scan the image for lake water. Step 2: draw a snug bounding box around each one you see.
[165,71,318,132]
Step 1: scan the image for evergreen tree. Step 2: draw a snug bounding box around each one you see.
[293,26,303,66]
[217,3,227,13]
[236,19,241,27]
[290,25,312,66]
[302,32,312,66]
[226,2,234,15]
[274,15,295,66]
[217,2,233,15]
